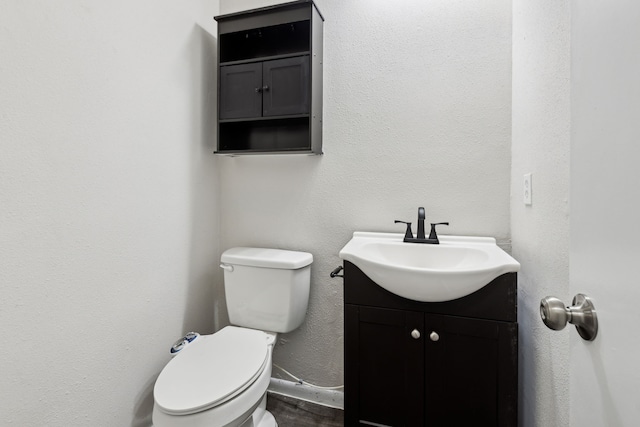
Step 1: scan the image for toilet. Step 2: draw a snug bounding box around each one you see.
[152,247,313,427]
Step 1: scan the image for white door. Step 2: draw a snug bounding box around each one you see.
[570,0,640,425]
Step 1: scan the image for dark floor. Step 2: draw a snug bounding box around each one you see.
[267,393,344,427]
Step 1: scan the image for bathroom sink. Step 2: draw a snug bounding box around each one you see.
[338,232,520,302]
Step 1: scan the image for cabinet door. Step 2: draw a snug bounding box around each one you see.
[219,62,263,120]
[345,305,424,426]
[424,314,517,427]
[262,56,310,117]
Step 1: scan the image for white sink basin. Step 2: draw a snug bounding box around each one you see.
[339,232,520,302]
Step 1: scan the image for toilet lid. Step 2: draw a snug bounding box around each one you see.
[154,326,269,416]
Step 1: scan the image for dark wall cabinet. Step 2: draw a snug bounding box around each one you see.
[344,261,518,427]
[220,56,309,120]
[215,1,323,155]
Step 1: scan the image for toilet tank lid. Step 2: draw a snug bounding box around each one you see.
[221,247,313,269]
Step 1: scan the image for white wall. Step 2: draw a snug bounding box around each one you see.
[219,0,513,387]
[0,1,220,425]
[511,1,571,426]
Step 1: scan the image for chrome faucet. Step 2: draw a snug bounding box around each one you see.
[395,207,449,244]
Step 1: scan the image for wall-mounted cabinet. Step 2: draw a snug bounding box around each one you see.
[214,1,323,155]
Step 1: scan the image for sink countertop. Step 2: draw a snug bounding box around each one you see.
[339,232,520,302]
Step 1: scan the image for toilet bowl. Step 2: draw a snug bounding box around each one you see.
[152,247,312,427]
[152,327,277,427]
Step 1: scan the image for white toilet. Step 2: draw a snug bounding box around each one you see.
[152,247,313,427]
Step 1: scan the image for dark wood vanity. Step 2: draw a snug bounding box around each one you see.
[344,261,518,426]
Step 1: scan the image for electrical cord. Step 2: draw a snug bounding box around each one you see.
[273,363,344,390]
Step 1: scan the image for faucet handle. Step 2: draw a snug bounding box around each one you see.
[394,220,414,240]
[428,222,449,241]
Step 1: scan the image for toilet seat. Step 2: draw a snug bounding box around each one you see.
[154,326,270,416]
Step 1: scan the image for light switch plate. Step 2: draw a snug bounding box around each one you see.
[524,173,532,205]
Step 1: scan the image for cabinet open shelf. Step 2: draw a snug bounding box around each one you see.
[219,20,310,63]
[218,117,311,154]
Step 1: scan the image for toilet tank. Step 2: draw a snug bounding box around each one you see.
[220,247,313,333]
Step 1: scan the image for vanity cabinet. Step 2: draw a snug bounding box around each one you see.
[344,261,518,427]
[214,0,323,155]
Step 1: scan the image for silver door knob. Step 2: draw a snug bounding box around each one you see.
[411,329,421,339]
[540,293,598,341]
[429,331,439,342]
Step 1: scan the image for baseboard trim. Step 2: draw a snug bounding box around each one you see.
[268,378,344,410]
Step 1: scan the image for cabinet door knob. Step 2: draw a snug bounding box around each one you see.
[429,331,440,342]
[262,85,270,92]
[255,87,263,93]
[411,329,421,339]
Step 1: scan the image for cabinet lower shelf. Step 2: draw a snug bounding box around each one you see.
[216,116,318,154]
[219,113,310,124]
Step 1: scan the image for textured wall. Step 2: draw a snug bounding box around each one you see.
[218,0,513,387]
[511,1,571,426]
[0,1,220,425]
